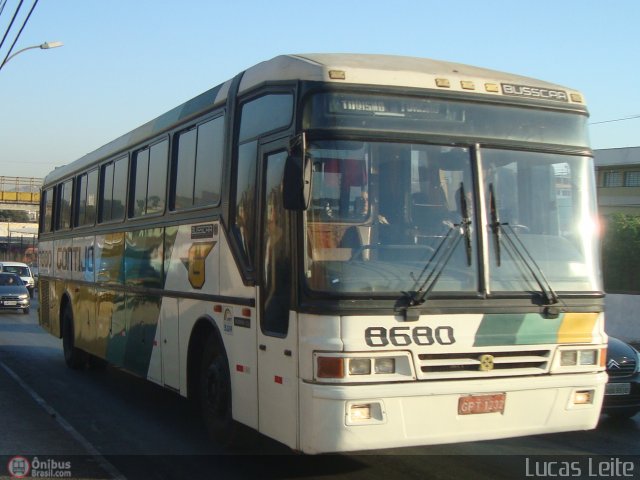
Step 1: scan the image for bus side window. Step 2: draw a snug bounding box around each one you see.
[100,155,128,223]
[262,151,290,335]
[233,141,258,268]
[232,93,294,275]
[171,116,223,211]
[41,187,54,233]
[56,179,73,231]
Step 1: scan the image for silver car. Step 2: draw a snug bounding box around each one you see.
[0,273,30,314]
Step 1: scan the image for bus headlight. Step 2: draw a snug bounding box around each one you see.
[315,352,413,383]
[560,350,578,366]
[374,357,396,374]
[552,346,605,373]
[578,350,597,366]
[560,349,598,366]
[348,358,372,375]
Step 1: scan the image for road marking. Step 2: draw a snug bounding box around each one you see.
[0,359,127,480]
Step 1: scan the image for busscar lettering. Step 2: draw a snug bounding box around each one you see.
[191,224,215,239]
[501,83,569,102]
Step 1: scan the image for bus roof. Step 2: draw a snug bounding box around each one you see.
[243,53,583,99]
[44,53,586,185]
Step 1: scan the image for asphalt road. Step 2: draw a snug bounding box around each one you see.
[0,296,639,480]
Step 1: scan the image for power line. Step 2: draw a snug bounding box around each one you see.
[0,0,25,54]
[0,0,8,20]
[590,114,640,125]
[0,0,39,72]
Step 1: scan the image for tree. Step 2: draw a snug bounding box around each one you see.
[0,210,31,222]
[601,213,640,293]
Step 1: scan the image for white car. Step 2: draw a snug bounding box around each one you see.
[0,262,35,298]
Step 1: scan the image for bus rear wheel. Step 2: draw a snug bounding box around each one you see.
[199,335,236,445]
[62,306,86,370]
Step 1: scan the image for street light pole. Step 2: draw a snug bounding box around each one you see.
[0,41,63,70]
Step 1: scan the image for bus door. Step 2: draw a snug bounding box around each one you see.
[256,141,298,448]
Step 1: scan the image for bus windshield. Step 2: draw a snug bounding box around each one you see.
[303,140,601,296]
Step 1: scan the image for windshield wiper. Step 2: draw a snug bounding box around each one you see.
[459,182,473,267]
[488,183,502,266]
[488,182,559,307]
[401,183,472,318]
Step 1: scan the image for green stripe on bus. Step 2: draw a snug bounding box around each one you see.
[473,314,527,347]
[515,313,563,345]
[473,313,564,347]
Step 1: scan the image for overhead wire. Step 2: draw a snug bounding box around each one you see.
[0,0,25,54]
[590,114,640,125]
[0,0,8,19]
[0,0,40,72]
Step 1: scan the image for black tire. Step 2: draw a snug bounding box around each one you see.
[29,289,34,299]
[199,334,237,445]
[22,307,29,315]
[62,306,86,369]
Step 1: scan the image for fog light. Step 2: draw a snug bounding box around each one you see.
[350,404,372,421]
[374,357,396,374]
[573,390,593,405]
[560,350,578,366]
[578,350,597,366]
[349,358,371,375]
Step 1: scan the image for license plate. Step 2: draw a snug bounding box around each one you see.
[2,301,17,306]
[458,393,506,415]
[606,383,631,396]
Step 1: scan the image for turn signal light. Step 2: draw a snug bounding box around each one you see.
[317,357,344,379]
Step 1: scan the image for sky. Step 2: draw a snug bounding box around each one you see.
[0,0,639,179]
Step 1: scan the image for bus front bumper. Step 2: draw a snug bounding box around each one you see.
[298,372,607,454]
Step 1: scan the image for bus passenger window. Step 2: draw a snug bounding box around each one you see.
[147,140,168,215]
[174,128,197,210]
[194,117,224,207]
[57,179,73,230]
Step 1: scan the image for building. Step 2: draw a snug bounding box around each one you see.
[0,222,37,263]
[594,146,640,215]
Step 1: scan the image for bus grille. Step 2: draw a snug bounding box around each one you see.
[416,349,551,380]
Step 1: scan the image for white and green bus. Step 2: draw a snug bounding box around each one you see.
[38,54,607,453]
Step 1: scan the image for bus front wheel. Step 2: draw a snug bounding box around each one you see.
[62,306,86,370]
[199,335,235,445]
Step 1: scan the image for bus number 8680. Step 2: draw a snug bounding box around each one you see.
[365,326,456,347]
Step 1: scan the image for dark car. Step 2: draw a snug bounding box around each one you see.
[0,272,30,314]
[603,336,640,419]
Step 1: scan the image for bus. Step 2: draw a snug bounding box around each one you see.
[38,54,607,454]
